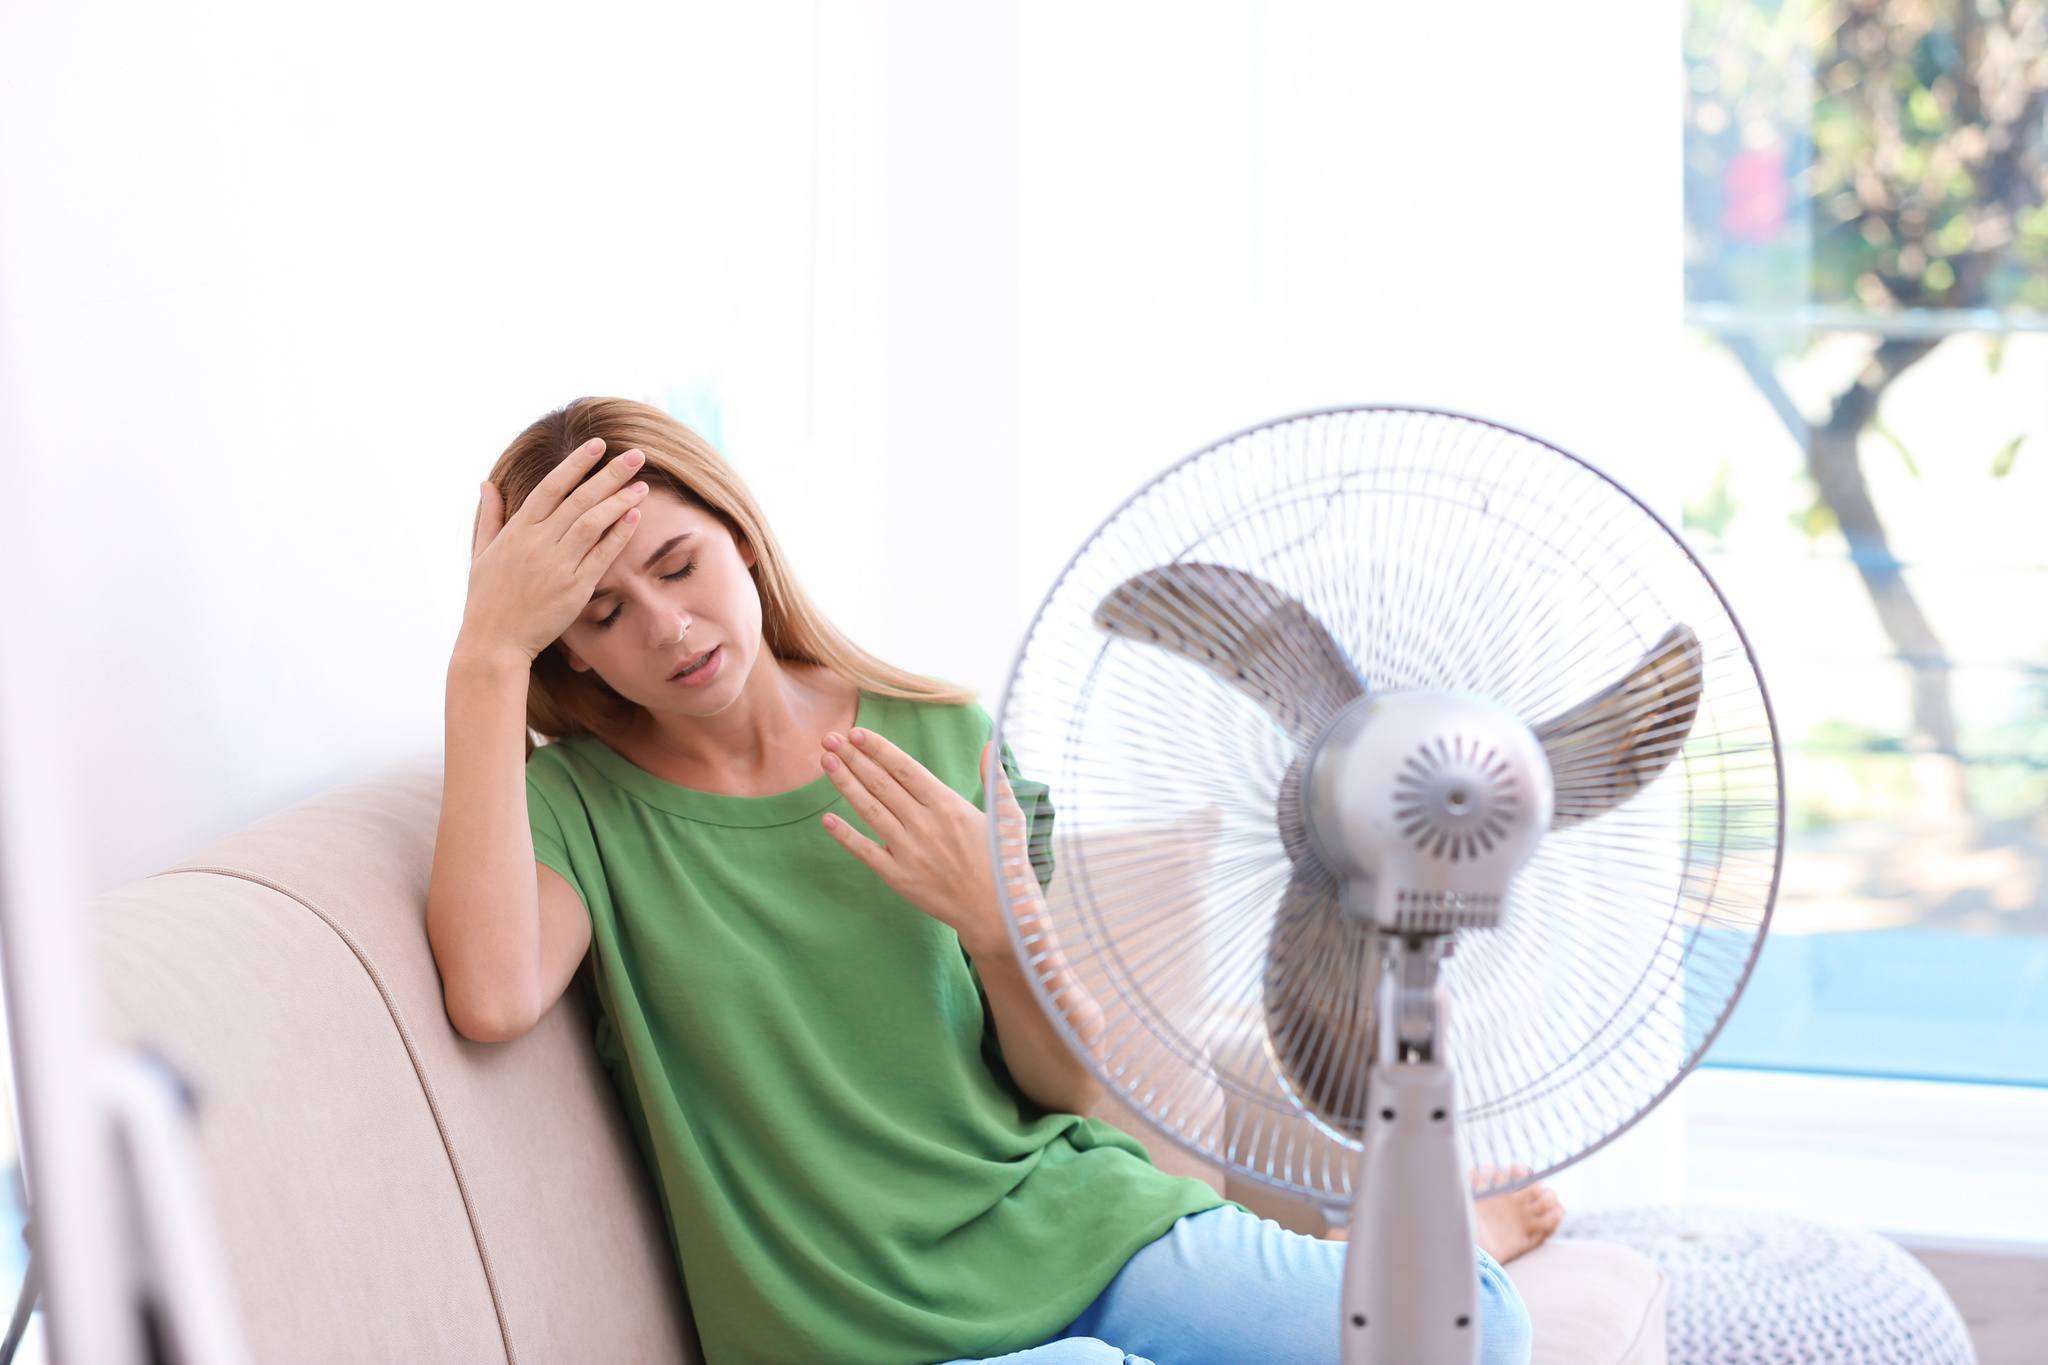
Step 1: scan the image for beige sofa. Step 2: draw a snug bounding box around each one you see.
[85,759,1667,1364]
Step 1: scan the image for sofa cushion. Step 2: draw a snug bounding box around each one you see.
[1508,1236,1670,1365]
[89,758,702,1364]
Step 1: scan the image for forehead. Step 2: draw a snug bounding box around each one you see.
[586,492,724,598]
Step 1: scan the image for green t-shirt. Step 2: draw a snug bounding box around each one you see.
[525,688,1231,1364]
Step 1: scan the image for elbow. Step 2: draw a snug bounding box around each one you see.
[446,992,536,1045]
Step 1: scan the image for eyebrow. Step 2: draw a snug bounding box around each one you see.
[587,532,697,604]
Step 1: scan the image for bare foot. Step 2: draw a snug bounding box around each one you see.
[1470,1165,1563,1265]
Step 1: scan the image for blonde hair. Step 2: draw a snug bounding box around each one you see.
[480,396,975,759]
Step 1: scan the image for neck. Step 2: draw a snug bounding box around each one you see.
[624,649,821,782]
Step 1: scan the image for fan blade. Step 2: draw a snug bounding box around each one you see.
[1262,867,1382,1141]
[1093,562,1365,745]
[1534,623,1704,829]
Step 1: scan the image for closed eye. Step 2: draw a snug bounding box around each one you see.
[593,558,696,629]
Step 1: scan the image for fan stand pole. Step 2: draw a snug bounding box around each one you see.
[95,1047,254,1365]
[1339,935,1480,1365]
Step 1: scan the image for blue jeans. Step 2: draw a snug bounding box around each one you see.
[935,1205,1532,1365]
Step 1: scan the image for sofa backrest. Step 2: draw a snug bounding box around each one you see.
[87,757,702,1365]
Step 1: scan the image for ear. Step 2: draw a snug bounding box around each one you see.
[738,535,758,571]
[560,641,591,673]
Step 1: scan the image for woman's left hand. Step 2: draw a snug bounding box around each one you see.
[816,727,1039,957]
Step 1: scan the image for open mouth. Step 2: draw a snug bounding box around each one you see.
[670,646,717,681]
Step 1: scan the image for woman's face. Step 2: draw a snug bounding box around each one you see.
[556,487,760,713]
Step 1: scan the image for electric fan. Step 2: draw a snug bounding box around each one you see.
[984,406,1782,1363]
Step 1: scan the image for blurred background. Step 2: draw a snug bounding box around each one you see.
[0,0,2042,1356]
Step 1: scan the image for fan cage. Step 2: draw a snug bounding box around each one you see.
[985,404,1784,1206]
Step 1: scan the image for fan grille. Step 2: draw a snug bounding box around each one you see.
[989,405,1782,1205]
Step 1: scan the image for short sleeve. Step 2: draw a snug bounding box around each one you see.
[526,763,589,908]
[997,741,1056,896]
[969,703,1056,896]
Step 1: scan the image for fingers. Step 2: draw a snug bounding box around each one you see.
[575,498,643,581]
[513,436,608,527]
[563,472,651,561]
[830,729,941,826]
[557,451,650,552]
[843,728,954,807]
[819,809,884,870]
[821,736,909,840]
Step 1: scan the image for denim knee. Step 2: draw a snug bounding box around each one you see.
[1476,1249,1534,1365]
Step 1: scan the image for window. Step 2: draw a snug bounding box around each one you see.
[1682,0,2048,1088]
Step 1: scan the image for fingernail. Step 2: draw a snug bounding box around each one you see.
[850,729,865,744]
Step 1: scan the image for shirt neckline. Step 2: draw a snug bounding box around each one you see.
[566,688,880,828]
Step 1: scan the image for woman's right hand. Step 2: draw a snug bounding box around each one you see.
[457,437,651,665]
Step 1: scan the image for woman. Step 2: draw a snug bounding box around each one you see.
[427,397,1550,1364]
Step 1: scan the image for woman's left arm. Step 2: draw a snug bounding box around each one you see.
[817,727,1107,1115]
[962,900,1106,1116]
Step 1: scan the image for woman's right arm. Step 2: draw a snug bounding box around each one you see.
[426,437,648,1042]
[427,641,564,1042]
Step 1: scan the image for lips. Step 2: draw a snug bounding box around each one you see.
[670,647,716,680]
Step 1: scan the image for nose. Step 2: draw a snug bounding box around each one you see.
[648,612,689,650]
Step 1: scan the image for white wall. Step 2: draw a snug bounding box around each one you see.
[0,1,829,890]
[1015,1,1683,619]
[1,0,1676,889]
[1,0,1681,1227]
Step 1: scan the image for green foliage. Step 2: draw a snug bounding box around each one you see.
[1960,754,2048,820]
[1788,718,1921,828]
[1789,685,2048,827]
[1789,490,1840,540]
[1687,0,2048,315]
[1957,674,2048,818]
[1869,417,1922,477]
[1991,433,2026,477]
[1683,460,1740,544]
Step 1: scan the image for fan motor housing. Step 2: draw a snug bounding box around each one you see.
[1301,692,1554,932]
